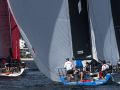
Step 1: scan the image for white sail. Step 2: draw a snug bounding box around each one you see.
[89,19,98,61]
[88,0,119,65]
[9,0,73,81]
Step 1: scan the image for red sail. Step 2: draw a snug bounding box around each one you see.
[0,0,20,61]
[0,0,11,58]
[10,11,20,61]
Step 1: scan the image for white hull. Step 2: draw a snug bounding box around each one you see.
[0,68,25,77]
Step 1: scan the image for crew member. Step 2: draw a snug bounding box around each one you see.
[64,58,74,81]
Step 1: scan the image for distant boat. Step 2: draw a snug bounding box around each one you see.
[9,0,120,85]
[0,68,25,77]
[0,0,25,77]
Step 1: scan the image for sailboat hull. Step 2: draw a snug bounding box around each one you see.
[60,74,112,86]
[0,68,25,77]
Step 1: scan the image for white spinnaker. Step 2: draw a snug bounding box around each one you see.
[88,0,119,65]
[9,0,73,81]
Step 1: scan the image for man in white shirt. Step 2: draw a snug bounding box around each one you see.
[64,58,73,71]
[64,58,74,81]
[101,63,109,71]
[101,60,109,78]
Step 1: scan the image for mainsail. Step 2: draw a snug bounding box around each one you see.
[0,0,11,58]
[88,0,119,65]
[10,8,20,61]
[68,0,92,60]
[0,0,20,60]
[0,0,20,61]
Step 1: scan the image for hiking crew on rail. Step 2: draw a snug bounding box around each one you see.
[64,58,111,82]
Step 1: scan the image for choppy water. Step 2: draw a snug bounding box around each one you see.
[0,61,120,90]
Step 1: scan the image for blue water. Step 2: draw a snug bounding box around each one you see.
[0,69,119,90]
[0,60,120,90]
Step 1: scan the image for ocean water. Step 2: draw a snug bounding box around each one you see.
[0,61,120,90]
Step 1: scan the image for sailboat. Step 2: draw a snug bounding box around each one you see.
[8,0,119,85]
[0,0,25,77]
